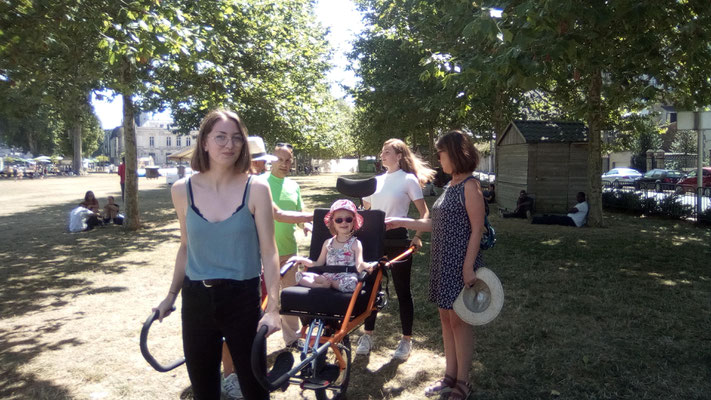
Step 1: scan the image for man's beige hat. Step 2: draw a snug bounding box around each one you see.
[248,137,278,162]
[453,267,504,326]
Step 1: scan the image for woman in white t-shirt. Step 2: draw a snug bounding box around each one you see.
[356,138,435,360]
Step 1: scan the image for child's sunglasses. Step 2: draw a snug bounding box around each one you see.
[334,217,353,224]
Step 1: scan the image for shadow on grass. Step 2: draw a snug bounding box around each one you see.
[0,313,84,399]
[454,207,711,399]
[0,186,176,399]
[0,186,176,319]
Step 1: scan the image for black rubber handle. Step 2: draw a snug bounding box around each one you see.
[139,308,185,372]
[251,325,293,392]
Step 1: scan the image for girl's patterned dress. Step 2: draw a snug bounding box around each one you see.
[297,236,359,292]
[429,176,485,309]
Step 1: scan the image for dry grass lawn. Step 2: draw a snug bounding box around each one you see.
[2,173,710,400]
[0,174,446,400]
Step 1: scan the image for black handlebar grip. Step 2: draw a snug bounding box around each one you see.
[251,325,294,392]
[139,308,185,372]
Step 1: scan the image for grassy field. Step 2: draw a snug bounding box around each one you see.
[0,173,709,399]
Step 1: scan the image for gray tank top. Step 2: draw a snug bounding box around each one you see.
[185,176,261,281]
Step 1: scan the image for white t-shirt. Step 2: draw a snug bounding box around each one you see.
[568,201,589,227]
[363,169,423,218]
[68,206,93,232]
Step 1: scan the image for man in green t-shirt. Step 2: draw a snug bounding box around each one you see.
[267,143,311,347]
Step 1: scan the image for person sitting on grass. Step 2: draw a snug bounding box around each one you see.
[79,190,102,230]
[531,192,588,227]
[102,196,124,225]
[483,183,495,203]
[500,189,533,219]
[288,199,375,293]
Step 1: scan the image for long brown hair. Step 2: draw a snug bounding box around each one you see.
[191,109,251,173]
[383,138,435,187]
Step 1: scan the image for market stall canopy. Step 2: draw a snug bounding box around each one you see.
[167,146,195,161]
[34,155,52,163]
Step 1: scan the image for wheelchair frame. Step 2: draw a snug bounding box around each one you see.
[251,246,414,399]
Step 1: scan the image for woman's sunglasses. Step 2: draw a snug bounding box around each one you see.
[334,217,353,224]
[276,142,293,149]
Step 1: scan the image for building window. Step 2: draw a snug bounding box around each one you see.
[149,136,155,147]
[166,136,172,147]
[186,137,191,146]
[176,136,182,147]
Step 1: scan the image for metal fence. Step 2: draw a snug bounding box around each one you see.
[602,183,711,223]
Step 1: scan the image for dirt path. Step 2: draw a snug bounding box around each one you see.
[0,174,445,400]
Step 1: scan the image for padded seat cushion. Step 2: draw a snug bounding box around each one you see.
[280,285,370,319]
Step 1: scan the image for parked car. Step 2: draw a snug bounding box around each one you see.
[675,167,711,195]
[601,167,642,188]
[633,168,685,191]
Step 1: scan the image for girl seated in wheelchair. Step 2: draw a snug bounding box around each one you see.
[288,199,375,292]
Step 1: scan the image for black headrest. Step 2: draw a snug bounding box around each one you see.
[336,177,377,198]
[309,208,385,262]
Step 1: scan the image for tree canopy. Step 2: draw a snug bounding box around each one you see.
[1,0,344,230]
[350,0,711,226]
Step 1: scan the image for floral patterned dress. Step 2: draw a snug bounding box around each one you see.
[429,176,485,309]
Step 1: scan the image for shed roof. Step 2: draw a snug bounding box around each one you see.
[506,120,588,143]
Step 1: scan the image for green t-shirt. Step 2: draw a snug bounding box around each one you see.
[267,173,303,256]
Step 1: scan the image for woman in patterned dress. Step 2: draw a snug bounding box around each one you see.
[385,130,485,400]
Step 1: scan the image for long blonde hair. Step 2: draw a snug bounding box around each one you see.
[384,138,435,187]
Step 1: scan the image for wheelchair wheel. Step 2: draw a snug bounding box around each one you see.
[315,335,351,400]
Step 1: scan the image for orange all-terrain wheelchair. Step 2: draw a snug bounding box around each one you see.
[139,177,413,399]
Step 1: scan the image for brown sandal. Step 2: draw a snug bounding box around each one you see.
[448,380,473,400]
[424,374,455,397]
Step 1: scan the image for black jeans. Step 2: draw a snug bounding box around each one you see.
[364,228,414,336]
[531,214,576,226]
[181,277,267,400]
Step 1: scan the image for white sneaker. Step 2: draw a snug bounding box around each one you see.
[392,339,412,360]
[221,373,244,400]
[356,334,373,355]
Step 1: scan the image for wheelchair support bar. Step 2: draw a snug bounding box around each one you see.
[279,260,296,277]
[140,309,186,372]
[382,246,416,269]
[251,325,333,392]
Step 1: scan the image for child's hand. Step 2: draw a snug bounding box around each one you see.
[362,261,377,274]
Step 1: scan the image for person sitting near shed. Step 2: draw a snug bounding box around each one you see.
[500,190,533,218]
[79,190,103,230]
[531,192,588,227]
[483,183,496,203]
[102,196,124,225]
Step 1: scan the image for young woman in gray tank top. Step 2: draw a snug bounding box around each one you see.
[153,109,281,400]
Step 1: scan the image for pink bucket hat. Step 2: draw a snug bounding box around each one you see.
[323,199,364,231]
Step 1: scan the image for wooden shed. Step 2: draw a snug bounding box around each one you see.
[496,120,589,214]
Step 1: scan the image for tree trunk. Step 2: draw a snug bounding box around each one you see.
[586,69,604,227]
[428,127,436,166]
[71,122,82,174]
[122,56,140,230]
[27,129,37,155]
[123,93,139,230]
